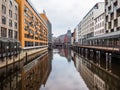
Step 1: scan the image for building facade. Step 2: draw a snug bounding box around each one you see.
[74,26,78,44]
[66,30,71,45]
[94,3,105,36]
[80,5,95,44]
[105,0,120,33]
[40,12,52,49]
[71,32,74,45]
[94,13,105,36]
[77,2,105,45]
[16,0,48,48]
[0,0,19,40]
[78,21,83,44]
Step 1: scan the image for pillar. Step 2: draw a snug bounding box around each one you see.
[98,51,101,66]
[106,52,108,70]
[82,48,84,57]
[85,49,88,59]
[108,53,112,72]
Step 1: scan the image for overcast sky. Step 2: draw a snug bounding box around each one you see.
[31,0,104,37]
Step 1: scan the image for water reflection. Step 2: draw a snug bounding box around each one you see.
[72,51,120,90]
[59,48,72,62]
[1,49,120,90]
[22,54,52,90]
[0,51,53,90]
[0,62,21,90]
[40,49,89,90]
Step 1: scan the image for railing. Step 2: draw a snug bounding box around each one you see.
[73,44,120,52]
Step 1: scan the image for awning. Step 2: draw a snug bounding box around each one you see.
[0,37,20,43]
[0,37,9,42]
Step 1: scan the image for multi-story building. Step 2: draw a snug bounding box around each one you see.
[78,21,83,44]
[0,0,19,40]
[105,0,120,33]
[71,32,74,45]
[74,26,78,44]
[78,2,105,44]
[94,3,105,36]
[66,30,71,45]
[80,5,95,44]
[40,12,52,49]
[16,0,48,48]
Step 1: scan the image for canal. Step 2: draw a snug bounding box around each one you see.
[0,49,120,90]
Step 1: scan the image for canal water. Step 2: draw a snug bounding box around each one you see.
[0,49,120,90]
[40,49,88,90]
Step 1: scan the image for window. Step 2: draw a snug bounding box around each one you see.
[2,5,6,14]
[1,27,7,37]
[2,16,6,24]
[14,31,18,39]
[110,13,114,20]
[14,13,17,20]
[106,30,108,33]
[15,5,17,11]
[24,13,30,19]
[117,8,120,17]
[114,19,118,27]
[8,29,13,38]
[102,14,104,19]
[102,21,104,26]
[117,27,120,31]
[106,16,108,22]
[9,0,13,7]
[24,26,28,31]
[9,19,12,27]
[24,7,29,12]
[105,0,108,5]
[108,22,111,29]
[9,10,12,18]
[111,29,114,32]
[25,41,34,47]
[114,1,118,9]
[14,22,17,29]
[108,6,111,11]
[24,19,28,24]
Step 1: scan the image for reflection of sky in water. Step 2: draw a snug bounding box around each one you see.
[40,54,88,90]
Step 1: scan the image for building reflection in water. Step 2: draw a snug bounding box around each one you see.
[0,51,53,90]
[72,51,120,90]
[22,51,53,90]
[59,48,72,62]
[0,61,21,90]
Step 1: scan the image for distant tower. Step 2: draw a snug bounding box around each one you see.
[67,29,71,45]
[67,30,71,37]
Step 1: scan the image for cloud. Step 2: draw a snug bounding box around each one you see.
[31,0,104,37]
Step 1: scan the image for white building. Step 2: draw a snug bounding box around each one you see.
[74,26,78,43]
[0,0,19,40]
[71,32,74,45]
[78,21,83,44]
[94,2,105,36]
[77,2,105,45]
[105,0,120,33]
